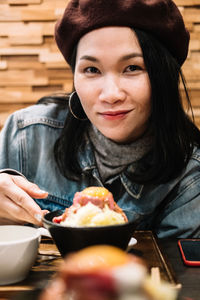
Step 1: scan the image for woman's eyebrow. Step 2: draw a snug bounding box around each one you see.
[120,53,143,61]
[79,53,143,62]
[80,55,99,62]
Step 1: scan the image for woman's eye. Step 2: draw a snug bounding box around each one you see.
[84,67,100,74]
[125,65,142,72]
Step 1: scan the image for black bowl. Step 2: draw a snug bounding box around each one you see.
[43,210,140,257]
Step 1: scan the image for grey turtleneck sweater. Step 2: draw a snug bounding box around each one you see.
[88,125,153,183]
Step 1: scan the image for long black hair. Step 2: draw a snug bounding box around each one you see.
[53,28,200,184]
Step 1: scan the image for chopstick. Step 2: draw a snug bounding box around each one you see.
[150,267,161,285]
[150,267,182,290]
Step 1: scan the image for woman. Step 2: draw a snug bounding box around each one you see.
[0,0,200,238]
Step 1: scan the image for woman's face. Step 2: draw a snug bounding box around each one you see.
[74,26,151,143]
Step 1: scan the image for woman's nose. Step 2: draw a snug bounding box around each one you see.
[99,75,126,104]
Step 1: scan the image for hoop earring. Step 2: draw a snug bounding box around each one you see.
[68,91,87,121]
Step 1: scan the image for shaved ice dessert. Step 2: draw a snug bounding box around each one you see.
[53,187,128,227]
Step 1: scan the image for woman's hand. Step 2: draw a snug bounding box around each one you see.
[0,173,48,226]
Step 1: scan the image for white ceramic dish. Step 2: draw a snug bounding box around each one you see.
[0,225,50,285]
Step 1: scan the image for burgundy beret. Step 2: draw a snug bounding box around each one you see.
[55,0,190,66]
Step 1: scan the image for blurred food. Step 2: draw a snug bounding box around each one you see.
[53,187,128,227]
[40,245,178,300]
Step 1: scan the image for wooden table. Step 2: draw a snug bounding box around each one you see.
[0,231,199,300]
[159,239,200,300]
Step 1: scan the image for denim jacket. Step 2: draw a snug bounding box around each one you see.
[0,101,200,238]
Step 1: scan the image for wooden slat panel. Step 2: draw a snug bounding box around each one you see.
[183,8,200,23]
[0,22,54,36]
[0,5,23,22]
[194,24,200,32]
[0,47,44,55]
[7,60,43,70]
[8,0,42,4]
[21,8,56,21]
[39,50,65,63]
[9,35,43,45]
[0,70,48,86]
[0,61,7,70]
[0,90,48,103]
[175,0,200,5]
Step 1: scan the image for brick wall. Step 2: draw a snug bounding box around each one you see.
[0,0,200,129]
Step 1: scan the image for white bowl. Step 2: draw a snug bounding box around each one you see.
[0,225,41,285]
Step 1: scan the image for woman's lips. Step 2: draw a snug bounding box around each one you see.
[99,110,132,120]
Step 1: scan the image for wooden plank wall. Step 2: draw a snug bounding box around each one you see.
[0,0,200,129]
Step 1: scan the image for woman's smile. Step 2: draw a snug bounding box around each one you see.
[99,109,133,120]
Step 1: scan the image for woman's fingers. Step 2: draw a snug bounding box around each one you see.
[0,193,42,225]
[12,175,48,198]
[0,173,48,225]
[6,188,46,225]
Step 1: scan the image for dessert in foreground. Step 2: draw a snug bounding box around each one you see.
[53,187,128,227]
[39,245,178,300]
